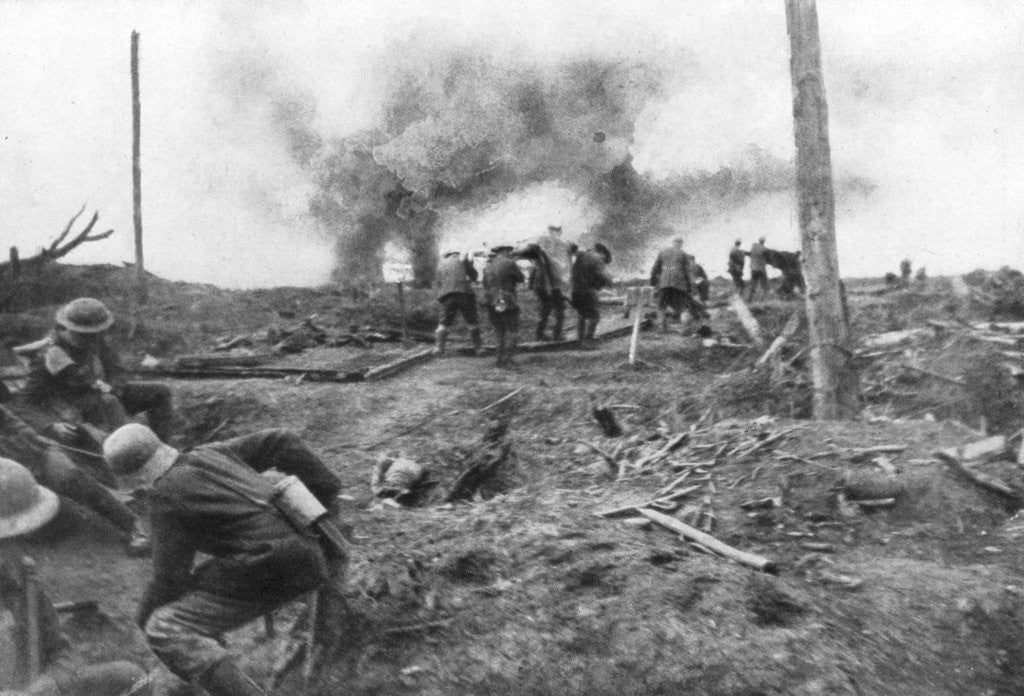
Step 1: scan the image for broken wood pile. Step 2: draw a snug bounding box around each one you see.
[856,320,1024,426]
[591,420,801,572]
[212,315,433,356]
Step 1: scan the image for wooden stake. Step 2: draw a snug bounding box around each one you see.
[131,31,147,304]
[729,293,764,349]
[786,0,859,418]
[628,304,643,366]
[396,281,407,345]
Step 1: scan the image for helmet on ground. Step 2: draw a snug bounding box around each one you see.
[55,297,114,333]
[0,458,59,539]
[103,424,178,489]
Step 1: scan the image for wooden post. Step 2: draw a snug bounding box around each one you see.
[786,0,859,419]
[396,281,408,345]
[626,286,653,366]
[131,30,147,304]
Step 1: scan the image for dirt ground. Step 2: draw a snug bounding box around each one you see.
[5,264,1024,696]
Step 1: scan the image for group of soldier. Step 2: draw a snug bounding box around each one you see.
[0,228,808,695]
[1,298,345,695]
[433,225,613,367]
[728,237,805,301]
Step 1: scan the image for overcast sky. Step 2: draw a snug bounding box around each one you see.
[1,0,1022,287]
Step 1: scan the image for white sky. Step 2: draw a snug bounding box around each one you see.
[1,0,1022,287]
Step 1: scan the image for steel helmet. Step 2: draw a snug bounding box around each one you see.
[55,297,114,333]
[103,424,178,489]
[0,458,59,539]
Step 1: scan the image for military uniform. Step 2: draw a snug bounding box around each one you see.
[482,251,525,366]
[570,247,612,346]
[434,253,480,354]
[137,430,341,687]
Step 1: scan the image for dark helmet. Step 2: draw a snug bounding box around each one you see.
[593,243,612,264]
[55,297,114,333]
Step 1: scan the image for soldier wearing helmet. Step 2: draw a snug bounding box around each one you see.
[0,405,148,556]
[0,457,149,695]
[18,297,179,450]
[103,423,344,696]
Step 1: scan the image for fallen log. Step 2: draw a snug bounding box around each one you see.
[728,294,764,349]
[950,436,1007,462]
[363,347,435,380]
[174,353,273,368]
[935,450,1021,504]
[137,366,366,382]
[638,508,776,572]
[899,363,965,387]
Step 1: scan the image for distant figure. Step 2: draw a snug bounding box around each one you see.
[434,251,481,356]
[482,246,526,367]
[727,239,746,293]
[746,237,769,302]
[900,258,912,287]
[570,243,613,348]
[532,225,573,341]
[915,266,928,289]
[649,238,706,333]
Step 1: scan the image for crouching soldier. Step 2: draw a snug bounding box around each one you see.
[0,458,149,696]
[434,251,481,356]
[102,424,344,696]
[0,405,148,556]
[18,298,179,446]
[570,243,613,348]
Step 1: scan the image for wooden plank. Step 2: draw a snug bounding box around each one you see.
[639,508,776,572]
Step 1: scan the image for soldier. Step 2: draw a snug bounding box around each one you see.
[18,298,179,449]
[0,405,148,556]
[0,458,149,695]
[650,238,707,332]
[692,260,710,305]
[746,237,769,302]
[728,239,746,293]
[570,243,613,348]
[482,246,525,367]
[433,251,481,356]
[532,225,573,341]
[103,424,345,696]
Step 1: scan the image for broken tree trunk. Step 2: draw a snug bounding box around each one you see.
[729,293,764,349]
[592,406,623,437]
[786,0,860,419]
[639,508,776,572]
[756,308,804,366]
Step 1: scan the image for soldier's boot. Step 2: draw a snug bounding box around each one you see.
[197,659,266,696]
[576,317,588,348]
[433,326,448,356]
[552,308,565,342]
[469,326,482,355]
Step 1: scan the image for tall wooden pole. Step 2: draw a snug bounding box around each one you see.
[131,30,147,304]
[785,0,859,418]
